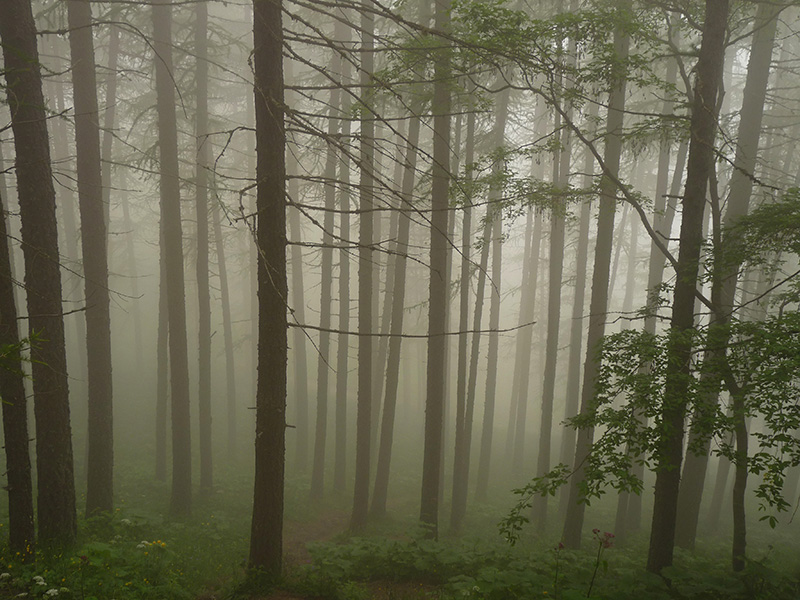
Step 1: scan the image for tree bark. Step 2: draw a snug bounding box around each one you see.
[1,0,78,545]
[248,0,287,578]
[0,188,34,554]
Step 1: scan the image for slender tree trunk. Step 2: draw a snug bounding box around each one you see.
[674,0,780,550]
[451,109,476,532]
[0,0,78,544]
[155,224,169,482]
[248,0,287,578]
[310,38,345,497]
[67,0,114,516]
[420,0,451,538]
[0,189,34,554]
[211,192,238,464]
[351,0,375,531]
[371,115,421,517]
[558,100,597,519]
[475,86,509,501]
[562,8,629,549]
[334,85,353,494]
[153,0,193,517]
[195,0,213,494]
[646,0,728,574]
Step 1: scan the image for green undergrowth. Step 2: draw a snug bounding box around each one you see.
[281,531,800,600]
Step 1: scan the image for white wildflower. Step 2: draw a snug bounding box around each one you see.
[0,572,10,580]
[120,518,131,526]
[32,576,45,586]
[44,589,59,597]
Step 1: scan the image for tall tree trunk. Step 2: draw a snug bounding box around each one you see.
[0,0,78,544]
[351,0,375,531]
[248,0,287,578]
[562,7,629,549]
[195,0,213,494]
[420,0,451,538]
[334,86,353,494]
[0,189,35,554]
[211,194,239,464]
[450,109,476,532]
[475,86,509,501]
[310,38,345,497]
[558,100,597,519]
[153,0,193,517]
[155,224,169,482]
[67,0,114,516]
[371,115,421,517]
[532,71,573,528]
[674,0,780,550]
[646,0,728,574]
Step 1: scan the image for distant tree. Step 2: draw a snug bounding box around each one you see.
[0,0,78,545]
[249,0,288,578]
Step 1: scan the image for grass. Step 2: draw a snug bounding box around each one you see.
[0,456,798,599]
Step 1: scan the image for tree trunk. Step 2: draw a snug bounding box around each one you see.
[562,11,630,548]
[334,85,353,494]
[0,0,78,545]
[152,0,193,518]
[195,0,213,494]
[155,224,169,482]
[248,0,287,578]
[475,86,509,502]
[67,0,114,516]
[558,100,597,519]
[450,109,476,532]
[310,38,345,497]
[351,0,375,531]
[371,115,421,517]
[0,189,35,554]
[646,0,729,574]
[674,0,780,550]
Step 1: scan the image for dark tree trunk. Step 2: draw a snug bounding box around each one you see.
[674,0,780,550]
[371,115,421,517]
[248,0,287,578]
[152,0,193,518]
[1,0,78,546]
[0,189,34,554]
[646,0,729,574]
[420,0,451,537]
[67,0,114,516]
[195,0,213,494]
